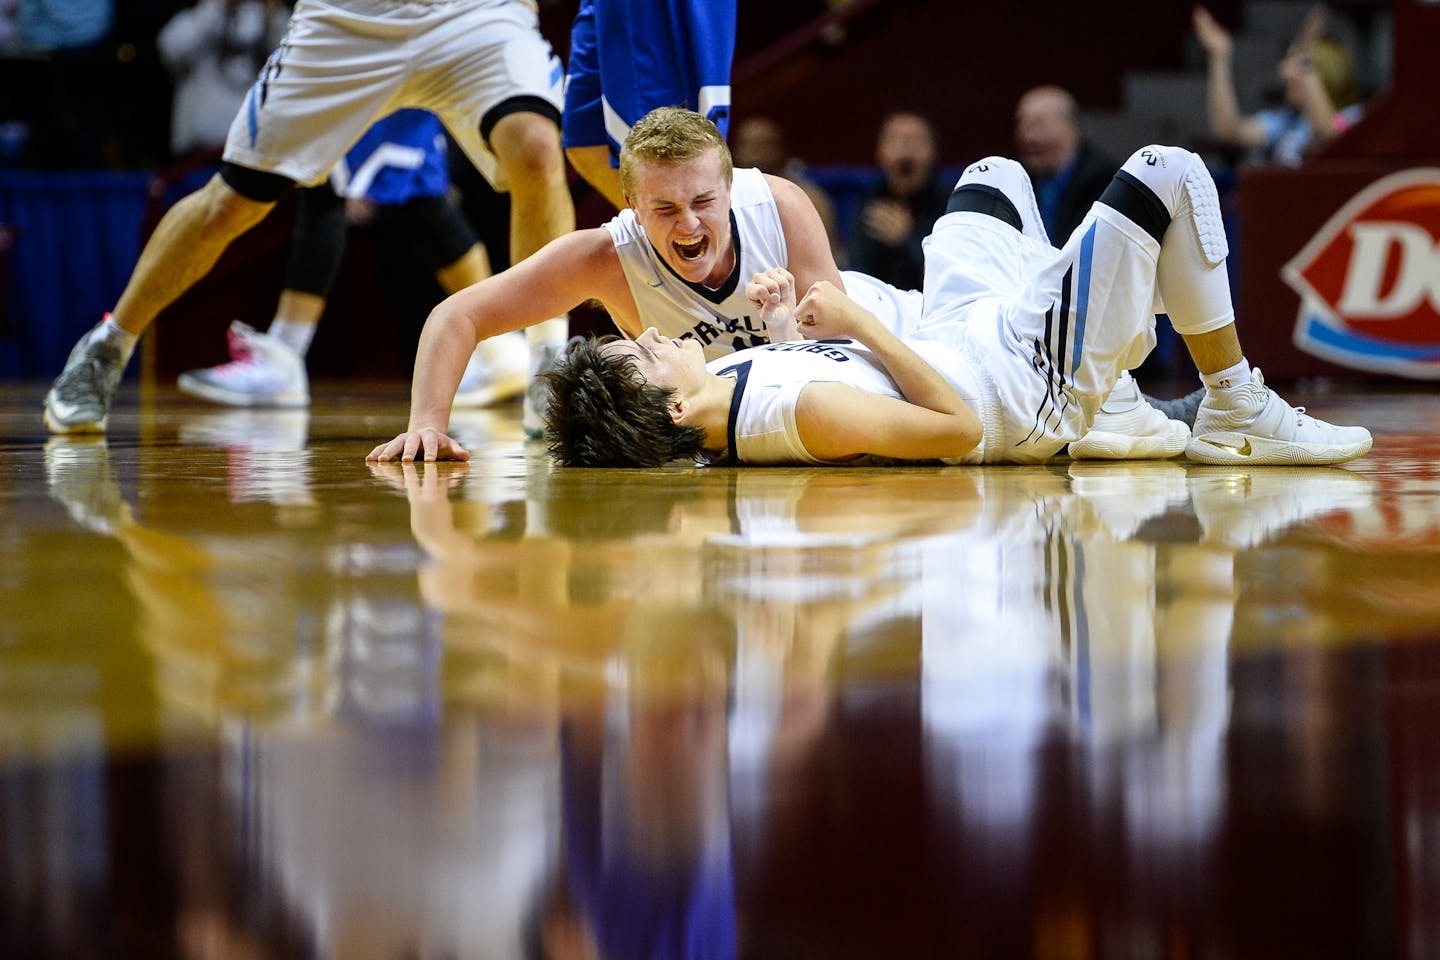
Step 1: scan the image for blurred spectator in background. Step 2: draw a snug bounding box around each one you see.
[1193,4,1363,166]
[0,0,20,53]
[157,0,290,161]
[1014,85,1116,246]
[848,110,948,291]
[16,0,109,50]
[15,0,115,166]
[731,114,838,254]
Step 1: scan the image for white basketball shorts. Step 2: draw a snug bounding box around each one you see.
[916,204,1164,464]
[223,0,564,191]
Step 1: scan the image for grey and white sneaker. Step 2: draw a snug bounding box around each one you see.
[454,331,527,408]
[44,320,128,434]
[1185,369,1372,466]
[1070,371,1189,460]
[522,338,563,439]
[178,321,309,407]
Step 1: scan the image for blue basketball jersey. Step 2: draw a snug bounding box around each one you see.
[562,0,735,161]
[330,108,451,205]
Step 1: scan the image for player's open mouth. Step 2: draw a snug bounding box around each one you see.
[673,236,707,262]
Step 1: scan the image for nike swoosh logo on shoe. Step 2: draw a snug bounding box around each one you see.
[1196,436,1252,457]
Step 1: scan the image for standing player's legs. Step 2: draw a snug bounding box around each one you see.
[43,171,289,432]
[177,184,343,408]
[490,109,576,434]
[390,196,527,408]
[561,0,626,209]
[44,0,416,433]
[426,0,573,434]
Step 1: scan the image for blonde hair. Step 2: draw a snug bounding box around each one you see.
[1311,37,1360,110]
[619,107,733,198]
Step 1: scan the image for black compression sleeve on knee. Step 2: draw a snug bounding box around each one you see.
[377,195,478,273]
[946,183,1023,231]
[285,185,348,297]
[219,162,296,203]
[1099,171,1171,245]
[480,95,562,145]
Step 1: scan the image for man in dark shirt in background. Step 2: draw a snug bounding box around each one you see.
[848,111,950,291]
[1015,85,1115,246]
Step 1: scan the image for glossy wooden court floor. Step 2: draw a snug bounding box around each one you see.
[3,379,1440,959]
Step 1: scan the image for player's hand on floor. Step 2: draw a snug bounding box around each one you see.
[366,428,471,463]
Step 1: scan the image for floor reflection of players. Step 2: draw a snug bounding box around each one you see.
[532,637,737,960]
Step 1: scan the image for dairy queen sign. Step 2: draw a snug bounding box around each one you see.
[1282,168,1440,378]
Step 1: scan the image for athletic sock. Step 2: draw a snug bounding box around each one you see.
[98,313,139,364]
[1201,358,1252,391]
[269,319,318,357]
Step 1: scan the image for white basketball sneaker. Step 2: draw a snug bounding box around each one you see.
[1185,369,1372,465]
[1069,371,1190,460]
[453,331,527,408]
[178,321,309,407]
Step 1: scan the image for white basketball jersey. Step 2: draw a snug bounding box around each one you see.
[604,169,923,361]
[606,168,787,361]
[706,338,986,466]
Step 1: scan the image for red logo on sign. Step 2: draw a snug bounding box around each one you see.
[1282,169,1440,377]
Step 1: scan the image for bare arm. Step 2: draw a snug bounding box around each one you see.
[1194,6,1269,149]
[768,174,845,294]
[790,281,982,462]
[367,229,625,462]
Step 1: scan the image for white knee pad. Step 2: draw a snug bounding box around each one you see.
[1120,145,1228,268]
[952,156,1049,244]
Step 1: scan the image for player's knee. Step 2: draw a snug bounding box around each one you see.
[198,171,282,235]
[1116,145,1196,215]
[946,157,1032,229]
[485,99,565,183]
[1106,145,1227,265]
[219,162,295,204]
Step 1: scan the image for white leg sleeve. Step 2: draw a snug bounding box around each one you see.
[950,156,1050,245]
[1119,145,1235,336]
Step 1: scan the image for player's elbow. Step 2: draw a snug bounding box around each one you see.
[936,410,983,459]
[940,420,983,459]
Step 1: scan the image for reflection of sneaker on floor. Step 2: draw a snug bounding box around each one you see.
[454,331,527,408]
[180,409,312,504]
[177,321,309,408]
[179,408,309,452]
[1070,371,1190,460]
[44,319,127,434]
[1188,466,1375,549]
[45,436,130,534]
[1185,369,1372,465]
[1068,460,1191,540]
